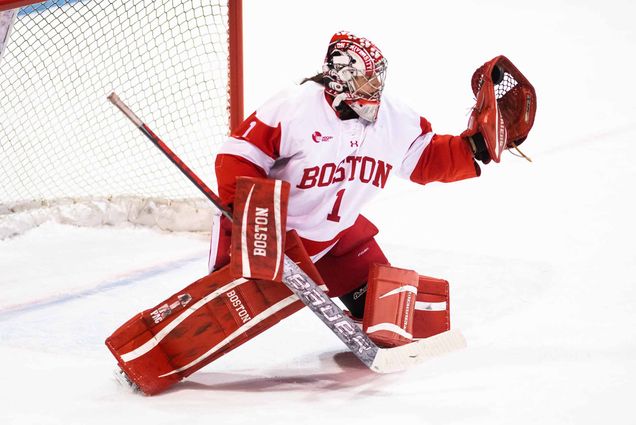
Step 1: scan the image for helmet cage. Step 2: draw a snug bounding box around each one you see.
[344,59,387,103]
[323,32,387,122]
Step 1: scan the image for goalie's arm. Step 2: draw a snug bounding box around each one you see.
[215,110,283,206]
[215,153,266,206]
[407,133,481,186]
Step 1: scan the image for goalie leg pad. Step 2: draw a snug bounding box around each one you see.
[413,275,450,339]
[105,230,322,396]
[106,268,301,395]
[362,264,418,348]
[231,176,290,282]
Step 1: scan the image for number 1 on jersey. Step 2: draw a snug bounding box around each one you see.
[241,120,256,138]
[327,189,345,222]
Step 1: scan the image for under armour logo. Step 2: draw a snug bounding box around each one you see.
[350,140,359,147]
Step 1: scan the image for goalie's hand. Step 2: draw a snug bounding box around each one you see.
[465,132,491,165]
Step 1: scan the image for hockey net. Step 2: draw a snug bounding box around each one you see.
[0,0,243,238]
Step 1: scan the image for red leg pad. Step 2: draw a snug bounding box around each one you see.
[105,230,322,395]
[231,177,290,281]
[413,275,450,339]
[362,264,418,347]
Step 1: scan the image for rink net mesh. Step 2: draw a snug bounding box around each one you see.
[0,0,235,235]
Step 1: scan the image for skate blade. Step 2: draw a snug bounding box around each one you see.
[113,368,141,394]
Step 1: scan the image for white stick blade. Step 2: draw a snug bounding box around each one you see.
[370,329,467,373]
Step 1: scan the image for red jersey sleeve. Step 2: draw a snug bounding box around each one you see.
[215,110,283,206]
[231,112,282,160]
[215,153,266,207]
[409,133,481,185]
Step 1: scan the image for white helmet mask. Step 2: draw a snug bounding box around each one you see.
[322,32,388,123]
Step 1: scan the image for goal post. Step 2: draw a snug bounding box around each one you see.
[0,0,243,238]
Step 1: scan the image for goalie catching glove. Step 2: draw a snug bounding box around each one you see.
[463,55,537,163]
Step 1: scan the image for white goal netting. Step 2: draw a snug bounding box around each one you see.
[0,0,239,238]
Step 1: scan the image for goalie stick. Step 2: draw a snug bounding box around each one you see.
[107,92,466,373]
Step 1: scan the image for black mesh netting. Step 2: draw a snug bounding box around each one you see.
[0,0,231,204]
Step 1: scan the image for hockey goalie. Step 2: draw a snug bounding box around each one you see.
[106,31,536,395]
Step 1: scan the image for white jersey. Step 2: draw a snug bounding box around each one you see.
[217,82,434,250]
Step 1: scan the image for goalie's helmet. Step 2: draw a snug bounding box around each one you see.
[322,31,387,123]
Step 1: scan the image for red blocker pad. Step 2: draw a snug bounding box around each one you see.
[105,230,323,396]
[413,275,450,339]
[231,177,290,281]
[362,264,418,348]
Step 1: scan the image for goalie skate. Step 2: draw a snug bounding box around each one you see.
[113,368,141,394]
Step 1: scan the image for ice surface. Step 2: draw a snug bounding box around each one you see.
[1,1,636,424]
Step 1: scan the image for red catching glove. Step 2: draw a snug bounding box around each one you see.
[463,55,537,163]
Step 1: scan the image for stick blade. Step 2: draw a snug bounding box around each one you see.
[370,329,467,373]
